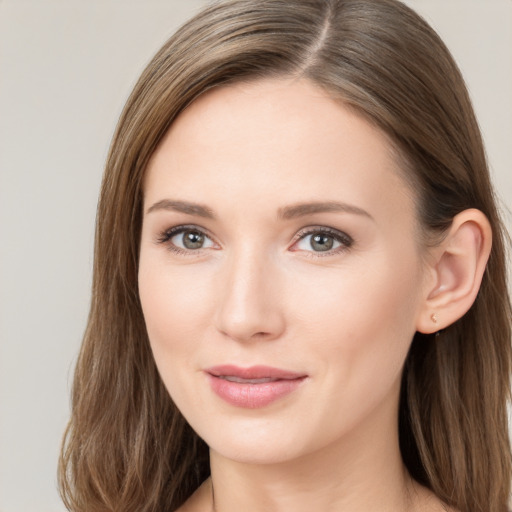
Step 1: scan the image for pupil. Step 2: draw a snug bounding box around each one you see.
[183,231,204,249]
[311,234,333,252]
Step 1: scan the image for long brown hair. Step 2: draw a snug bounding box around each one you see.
[59,1,512,511]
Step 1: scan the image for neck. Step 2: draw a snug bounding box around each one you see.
[208,396,420,512]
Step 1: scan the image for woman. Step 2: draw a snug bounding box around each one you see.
[59,1,512,511]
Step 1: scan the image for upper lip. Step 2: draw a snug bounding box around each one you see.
[206,365,306,380]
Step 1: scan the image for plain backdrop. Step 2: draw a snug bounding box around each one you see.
[0,1,511,511]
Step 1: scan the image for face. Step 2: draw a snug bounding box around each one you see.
[138,78,429,464]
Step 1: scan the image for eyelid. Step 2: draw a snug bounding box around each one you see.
[290,226,354,256]
[154,224,354,257]
[156,224,219,255]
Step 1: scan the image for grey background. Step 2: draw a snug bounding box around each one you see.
[0,1,511,511]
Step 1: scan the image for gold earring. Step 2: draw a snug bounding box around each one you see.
[431,313,442,338]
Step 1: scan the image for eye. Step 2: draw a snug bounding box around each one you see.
[157,226,216,253]
[292,227,353,254]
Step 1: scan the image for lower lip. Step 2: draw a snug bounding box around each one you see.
[207,374,306,408]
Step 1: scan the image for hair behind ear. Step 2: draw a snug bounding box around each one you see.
[401,237,512,512]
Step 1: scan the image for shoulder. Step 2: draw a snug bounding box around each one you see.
[174,478,212,512]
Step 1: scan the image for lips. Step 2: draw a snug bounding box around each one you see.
[205,365,307,408]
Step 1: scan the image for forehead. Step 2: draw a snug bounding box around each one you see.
[144,78,416,228]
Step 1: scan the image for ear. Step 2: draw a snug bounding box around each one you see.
[416,209,492,334]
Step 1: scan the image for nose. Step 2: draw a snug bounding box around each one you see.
[214,247,286,343]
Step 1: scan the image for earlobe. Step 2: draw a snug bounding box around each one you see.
[416,209,492,334]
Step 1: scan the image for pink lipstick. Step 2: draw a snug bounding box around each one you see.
[205,365,307,408]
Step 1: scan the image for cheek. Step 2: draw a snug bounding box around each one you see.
[290,252,422,389]
[138,259,218,414]
[275,260,422,445]
[290,251,421,339]
[138,259,212,365]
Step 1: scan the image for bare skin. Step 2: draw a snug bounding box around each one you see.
[176,477,454,512]
[140,78,487,512]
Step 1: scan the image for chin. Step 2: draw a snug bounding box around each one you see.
[208,435,306,465]
[188,412,321,466]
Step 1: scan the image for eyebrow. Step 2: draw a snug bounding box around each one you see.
[277,201,373,221]
[146,199,215,218]
[145,199,373,221]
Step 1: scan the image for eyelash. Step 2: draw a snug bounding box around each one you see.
[156,225,216,257]
[156,224,354,257]
[293,226,353,258]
